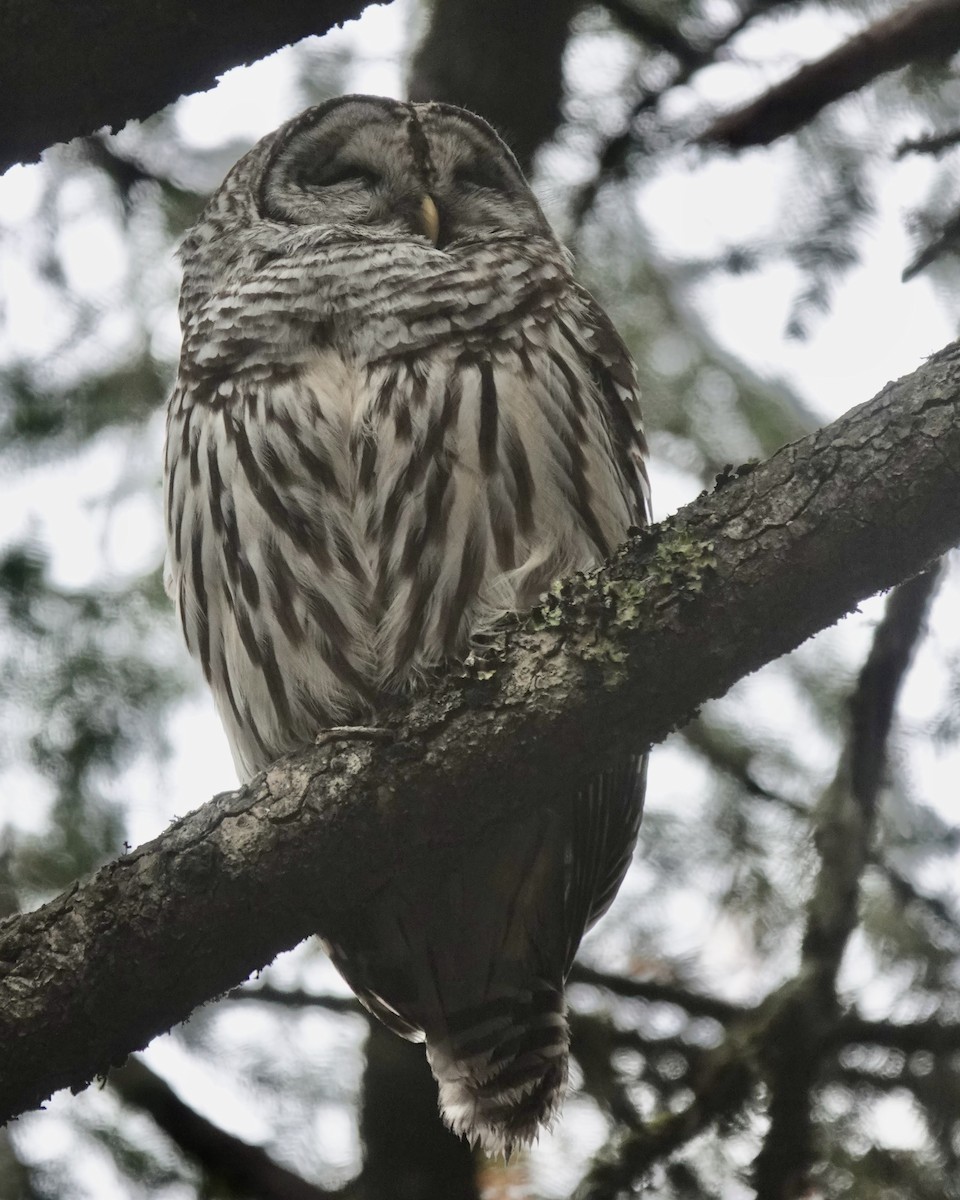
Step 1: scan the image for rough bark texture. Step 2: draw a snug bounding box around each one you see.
[1,341,959,1127]
[0,0,370,173]
[408,0,581,172]
[701,0,960,149]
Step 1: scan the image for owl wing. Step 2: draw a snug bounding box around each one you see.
[574,283,651,527]
[551,287,649,971]
[561,754,647,977]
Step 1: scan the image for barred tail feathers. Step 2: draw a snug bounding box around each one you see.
[405,807,573,1153]
[324,760,644,1155]
[426,980,570,1156]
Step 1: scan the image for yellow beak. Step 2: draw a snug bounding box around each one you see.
[419,194,440,245]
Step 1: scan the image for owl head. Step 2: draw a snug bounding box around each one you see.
[245,94,553,248]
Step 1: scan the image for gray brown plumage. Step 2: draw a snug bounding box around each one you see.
[164,95,650,1155]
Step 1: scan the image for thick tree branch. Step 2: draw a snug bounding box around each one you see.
[701,0,960,150]
[1,342,959,1127]
[0,0,371,174]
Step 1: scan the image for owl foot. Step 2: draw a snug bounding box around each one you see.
[314,725,394,749]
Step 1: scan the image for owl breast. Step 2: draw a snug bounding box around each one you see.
[165,239,643,780]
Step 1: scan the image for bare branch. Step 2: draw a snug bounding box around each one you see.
[572,0,790,225]
[574,1037,754,1199]
[680,715,808,815]
[902,208,960,281]
[600,0,707,67]
[570,964,745,1024]
[110,1056,346,1200]
[833,1014,960,1054]
[228,983,363,1014]
[897,125,960,159]
[874,859,960,945]
[701,0,960,150]
[1,341,959,1126]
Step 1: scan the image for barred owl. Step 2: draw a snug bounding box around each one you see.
[164,95,650,1155]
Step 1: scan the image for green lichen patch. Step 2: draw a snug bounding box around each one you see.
[524,526,717,678]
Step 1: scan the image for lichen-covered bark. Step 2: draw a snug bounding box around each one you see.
[0,0,370,172]
[1,341,959,1126]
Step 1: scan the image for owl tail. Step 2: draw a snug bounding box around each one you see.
[325,758,645,1157]
[424,979,569,1157]
[325,808,576,1157]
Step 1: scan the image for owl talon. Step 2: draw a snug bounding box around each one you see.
[314,725,394,749]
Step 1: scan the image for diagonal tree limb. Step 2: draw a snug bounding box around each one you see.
[0,0,372,174]
[701,0,960,150]
[600,0,708,68]
[1,341,959,1128]
[902,208,960,281]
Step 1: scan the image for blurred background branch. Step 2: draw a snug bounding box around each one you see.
[702,0,960,150]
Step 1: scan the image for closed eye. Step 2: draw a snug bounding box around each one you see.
[308,162,380,189]
[453,160,506,192]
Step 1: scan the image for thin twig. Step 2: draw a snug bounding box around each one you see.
[227,983,364,1015]
[570,963,746,1023]
[572,0,792,226]
[897,125,960,159]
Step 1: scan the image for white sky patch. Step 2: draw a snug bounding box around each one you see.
[173,54,306,149]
